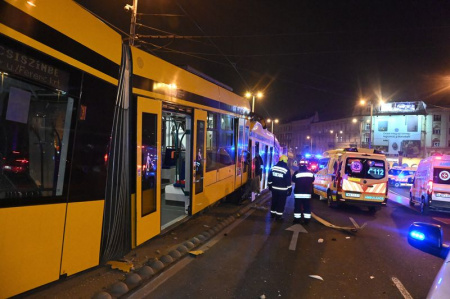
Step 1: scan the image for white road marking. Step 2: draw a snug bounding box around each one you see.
[285,224,308,251]
[391,276,413,299]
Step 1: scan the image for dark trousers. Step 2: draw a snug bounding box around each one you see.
[294,196,311,219]
[271,190,287,216]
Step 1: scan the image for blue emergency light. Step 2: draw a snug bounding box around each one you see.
[409,230,425,241]
[408,222,443,249]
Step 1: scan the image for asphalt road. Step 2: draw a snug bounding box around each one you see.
[128,190,450,299]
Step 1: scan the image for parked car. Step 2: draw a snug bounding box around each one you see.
[392,168,416,188]
[410,154,450,213]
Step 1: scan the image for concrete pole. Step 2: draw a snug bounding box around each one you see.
[129,0,138,46]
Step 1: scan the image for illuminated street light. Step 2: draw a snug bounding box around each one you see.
[307,135,312,151]
[245,91,263,113]
[352,118,357,123]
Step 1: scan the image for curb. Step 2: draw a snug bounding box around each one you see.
[92,192,271,299]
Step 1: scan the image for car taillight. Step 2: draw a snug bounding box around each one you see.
[337,177,343,191]
[427,180,433,195]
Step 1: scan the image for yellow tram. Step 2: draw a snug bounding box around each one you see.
[0,0,280,297]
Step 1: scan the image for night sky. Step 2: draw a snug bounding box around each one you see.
[76,0,450,122]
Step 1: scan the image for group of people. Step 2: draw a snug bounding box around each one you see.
[268,155,314,224]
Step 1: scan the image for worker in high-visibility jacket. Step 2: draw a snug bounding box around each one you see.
[268,155,292,221]
[291,160,315,224]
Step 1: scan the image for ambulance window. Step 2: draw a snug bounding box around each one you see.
[433,168,450,185]
[345,158,385,179]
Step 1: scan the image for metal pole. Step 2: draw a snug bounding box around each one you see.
[369,103,373,149]
[252,95,255,114]
[310,137,312,151]
[359,120,362,148]
[129,0,138,46]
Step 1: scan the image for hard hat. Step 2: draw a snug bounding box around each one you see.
[280,155,288,163]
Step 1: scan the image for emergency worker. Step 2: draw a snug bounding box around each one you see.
[268,155,292,220]
[292,160,315,224]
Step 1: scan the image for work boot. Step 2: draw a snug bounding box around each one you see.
[270,212,276,218]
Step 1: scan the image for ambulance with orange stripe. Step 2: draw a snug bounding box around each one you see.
[313,148,388,212]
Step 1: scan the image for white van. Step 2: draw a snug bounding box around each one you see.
[314,148,388,212]
[410,154,450,213]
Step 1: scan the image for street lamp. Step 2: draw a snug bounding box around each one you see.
[353,117,363,147]
[307,135,312,151]
[266,118,279,133]
[358,98,385,149]
[267,118,279,147]
[245,91,263,114]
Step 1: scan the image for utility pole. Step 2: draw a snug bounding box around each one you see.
[129,0,138,46]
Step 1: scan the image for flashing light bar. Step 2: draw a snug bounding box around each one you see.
[410,230,425,241]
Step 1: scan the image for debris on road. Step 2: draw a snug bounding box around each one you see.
[189,250,204,257]
[309,275,324,281]
[345,237,351,239]
[106,261,133,273]
[318,238,324,243]
[260,295,266,299]
[312,212,367,232]
[370,276,375,279]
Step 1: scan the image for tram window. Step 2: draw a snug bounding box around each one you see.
[243,126,250,173]
[206,112,218,172]
[0,75,73,200]
[218,115,235,166]
[195,120,205,194]
[206,113,236,171]
[141,113,157,216]
[207,112,216,129]
[238,124,244,172]
[220,114,233,131]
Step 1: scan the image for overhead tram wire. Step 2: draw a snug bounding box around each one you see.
[135,23,216,48]
[175,1,250,90]
[130,24,450,39]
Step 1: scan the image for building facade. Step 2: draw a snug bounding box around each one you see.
[274,101,450,163]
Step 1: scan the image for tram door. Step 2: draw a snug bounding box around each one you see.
[235,118,245,188]
[135,97,162,246]
[262,145,269,189]
[192,109,207,214]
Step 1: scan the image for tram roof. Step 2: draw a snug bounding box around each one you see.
[131,46,250,115]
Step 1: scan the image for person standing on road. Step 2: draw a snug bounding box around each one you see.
[268,155,292,221]
[254,152,264,181]
[291,160,315,224]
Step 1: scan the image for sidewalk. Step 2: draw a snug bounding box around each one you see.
[23,192,271,299]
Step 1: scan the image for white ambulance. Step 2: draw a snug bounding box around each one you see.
[313,148,388,213]
[410,154,450,213]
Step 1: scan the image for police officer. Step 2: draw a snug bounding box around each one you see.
[268,155,292,221]
[292,160,315,224]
